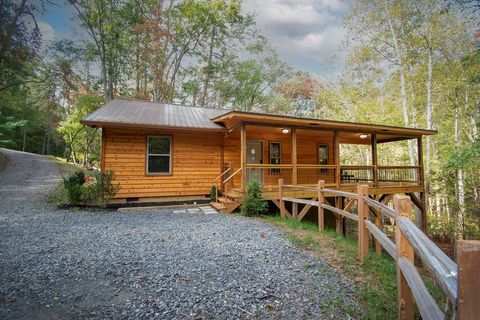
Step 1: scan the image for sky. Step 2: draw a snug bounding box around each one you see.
[36,0,349,79]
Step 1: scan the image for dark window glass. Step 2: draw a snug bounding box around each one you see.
[147,136,171,173]
[148,136,170,155]
[270,142,281,174]
[148,156,170,173]
[318,144,328,174]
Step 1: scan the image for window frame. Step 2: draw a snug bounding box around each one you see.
[317,143,329,174]
[269,141,281,175]
[146,135,172,175]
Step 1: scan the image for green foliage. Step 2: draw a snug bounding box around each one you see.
[63,170,85,203]
[57,95,105,167]
[209,184,217,202]
[61,169,119,207]
[240,181,268,216]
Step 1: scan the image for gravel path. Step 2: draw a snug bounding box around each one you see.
[0,148,358,319]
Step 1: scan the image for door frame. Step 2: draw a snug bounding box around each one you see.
[246,140,264,184]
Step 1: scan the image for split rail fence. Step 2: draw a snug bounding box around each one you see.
[277,179,480,320]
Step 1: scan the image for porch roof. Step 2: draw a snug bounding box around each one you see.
[211,111,437,143]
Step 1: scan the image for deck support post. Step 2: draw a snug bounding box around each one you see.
[394,195,414,320]
[372,133,378,187]
[357,184,369,262]
[457,240,480,319]
[291,128,298,219]
[334,130,340,188]
[240,123,247,192]
[318,180,325,231]
[278,178,285,218]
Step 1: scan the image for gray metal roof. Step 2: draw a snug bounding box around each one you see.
[82,99,229,130]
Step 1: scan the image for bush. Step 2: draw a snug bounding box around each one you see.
[63,170,85,203]
[210,184,217,202]
[62,169,119,207]
[241,181,268,216]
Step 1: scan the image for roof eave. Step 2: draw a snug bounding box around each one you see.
[80,120,227,132]
[211,111,437,136]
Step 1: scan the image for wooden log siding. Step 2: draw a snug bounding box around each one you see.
[104,128,223,198]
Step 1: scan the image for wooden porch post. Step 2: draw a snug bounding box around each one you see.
[357,184,369,262]
[318,180,325,231]
[291,128,298,218]
[241,123,247,192]
[457,240,480,319]
[417,136,427,232]
[372,133,378,187]
[334,130,340,188]
[278,178,285,218]
[394,195,414,320]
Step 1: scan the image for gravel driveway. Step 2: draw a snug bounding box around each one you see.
[0,148,357,319]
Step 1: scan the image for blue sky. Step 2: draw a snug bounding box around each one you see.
[37,0,348,79]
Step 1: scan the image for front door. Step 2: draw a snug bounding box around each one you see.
[246,140,264,184]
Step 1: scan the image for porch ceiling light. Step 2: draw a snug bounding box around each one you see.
[359,134,368,139]
[281,128,290,134]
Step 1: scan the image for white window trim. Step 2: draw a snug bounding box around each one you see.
[146,135,172,175]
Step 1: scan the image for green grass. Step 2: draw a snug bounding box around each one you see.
[262,215,446,320]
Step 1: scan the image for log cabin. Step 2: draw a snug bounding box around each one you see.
[82,98,436,229]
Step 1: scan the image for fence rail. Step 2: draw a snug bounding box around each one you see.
[277,179,480,319]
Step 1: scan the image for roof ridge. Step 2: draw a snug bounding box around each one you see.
[112,97,229,112]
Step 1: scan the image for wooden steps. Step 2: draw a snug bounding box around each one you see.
[210,191,243,213]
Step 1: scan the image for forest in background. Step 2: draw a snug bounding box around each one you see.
[0,0,478,240]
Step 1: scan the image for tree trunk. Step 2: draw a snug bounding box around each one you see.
[454,97,465,239]
[425,33,433,216]
[200,25,216,106]
[22,127,26,152]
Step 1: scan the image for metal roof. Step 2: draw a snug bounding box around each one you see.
[81,99,229,131]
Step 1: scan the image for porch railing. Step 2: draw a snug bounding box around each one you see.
[241,164,422,188]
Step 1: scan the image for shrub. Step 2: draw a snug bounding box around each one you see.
[241,181,268,216]
[63,170,85,203]
[61,169,119,206]
[210,184,217,202]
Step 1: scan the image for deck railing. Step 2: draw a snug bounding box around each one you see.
[277,179,480,319]
[241,164,421,188]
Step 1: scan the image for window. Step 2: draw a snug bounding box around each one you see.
[147,136,171,174]
[269,142,281,174]
[318,144,328,174]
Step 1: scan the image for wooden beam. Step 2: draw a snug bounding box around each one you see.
[417,136,427,232]
[372,133,378,187]
[334,130,340,188]
[240,123,247,192]
[457,240,480,320]
[291,128,298,218]
[278,178,285,218]
[357,184,369,262]
[318,180,325,231]
[298,197,318,221]
[394,195,415,320]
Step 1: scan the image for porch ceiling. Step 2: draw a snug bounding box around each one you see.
[213,111,437,143]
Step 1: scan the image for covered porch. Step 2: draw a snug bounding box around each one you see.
[210,112,434,221]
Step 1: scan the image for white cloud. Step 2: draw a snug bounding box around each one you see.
[38,21,55,45]
[243,0,348,78]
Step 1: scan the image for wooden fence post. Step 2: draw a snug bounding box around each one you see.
[357,184,369,262]
[318,180,325,231]
[394,195,414,320]
[278,179,285,218]
[457,240,480,319]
